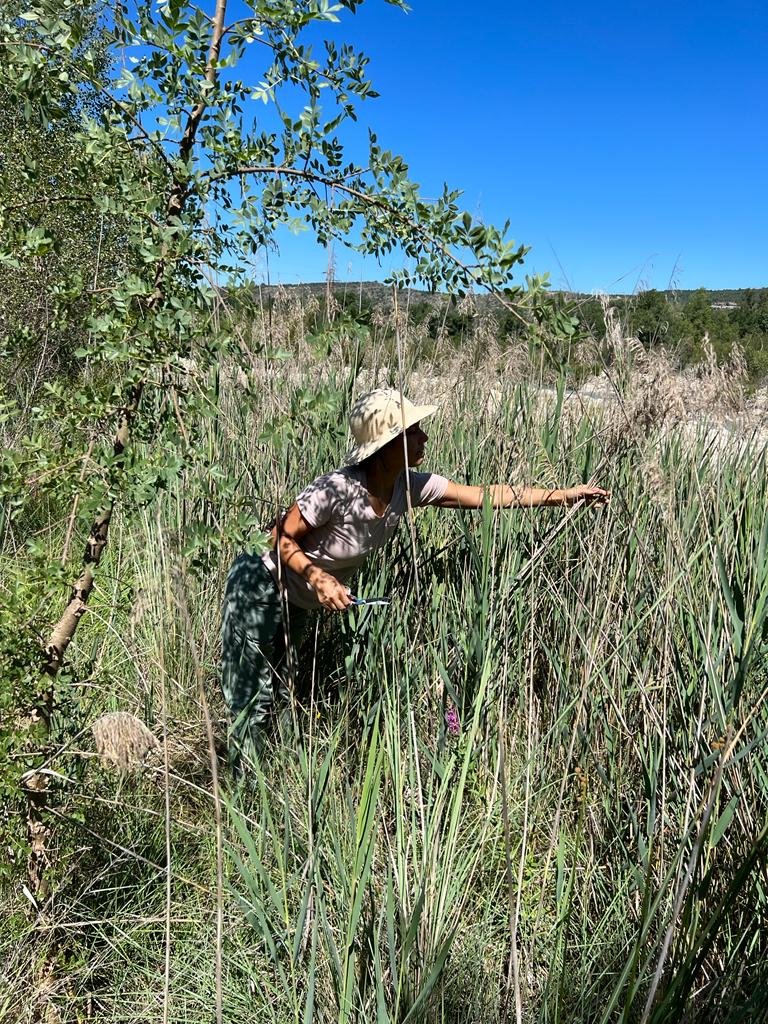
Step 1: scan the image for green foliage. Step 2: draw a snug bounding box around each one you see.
[0,1,116,384]
[576,287,768,381]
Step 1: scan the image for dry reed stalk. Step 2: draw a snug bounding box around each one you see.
[642,454,674,521]
[169,564,225,1024]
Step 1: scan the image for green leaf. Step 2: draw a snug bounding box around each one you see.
[710,795,739,848]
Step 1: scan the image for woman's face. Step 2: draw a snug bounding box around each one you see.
[404,421,429,466]
[376,421,429,471]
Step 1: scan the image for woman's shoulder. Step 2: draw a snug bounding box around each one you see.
[297,466,364,505]
[402,468,450,506]
[304,465,363,490]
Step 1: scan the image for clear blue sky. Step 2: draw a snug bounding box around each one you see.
[253,0,767,294]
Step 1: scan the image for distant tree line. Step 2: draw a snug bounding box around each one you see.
[574,288,768,380]
[233,282,768,381]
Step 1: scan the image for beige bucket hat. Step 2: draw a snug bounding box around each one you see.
[342,388,438,467]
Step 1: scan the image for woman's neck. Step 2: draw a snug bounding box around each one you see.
[362,454,402,503]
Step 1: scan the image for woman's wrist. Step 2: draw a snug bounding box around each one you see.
[304,564,324,585]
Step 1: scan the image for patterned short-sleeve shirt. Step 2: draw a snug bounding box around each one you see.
[262,466,449,609]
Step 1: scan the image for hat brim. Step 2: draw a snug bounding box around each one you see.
[342,403,438,467]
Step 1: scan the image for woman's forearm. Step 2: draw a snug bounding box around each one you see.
[488,485,567,508]
[276,534,323,584]
[275,533,352,610]
[440,482,608,510]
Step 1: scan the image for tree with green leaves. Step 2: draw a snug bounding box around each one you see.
[0,1,116,386]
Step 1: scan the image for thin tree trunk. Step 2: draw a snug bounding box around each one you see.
[25,0,230,907]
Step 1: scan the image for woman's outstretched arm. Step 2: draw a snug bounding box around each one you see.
[434,481,610,509]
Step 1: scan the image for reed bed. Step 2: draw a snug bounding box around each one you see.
[2,304,768,1023]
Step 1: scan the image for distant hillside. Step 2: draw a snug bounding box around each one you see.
[663,288,767,306]
[568,288,768,307]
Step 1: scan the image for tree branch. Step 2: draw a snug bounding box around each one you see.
[1,194,92,212]
[205,163,527,318]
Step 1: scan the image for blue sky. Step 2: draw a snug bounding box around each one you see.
[248,0,767,293]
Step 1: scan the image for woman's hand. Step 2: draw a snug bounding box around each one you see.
[563,484,610,506]
[309,569,353,611]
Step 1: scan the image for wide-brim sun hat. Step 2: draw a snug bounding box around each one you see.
[342,388,438,467]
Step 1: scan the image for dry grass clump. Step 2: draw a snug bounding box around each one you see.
[621,353,687,437]
[568,298,756,458]
[585,298,686,438]
[685,333,748,418]
[252,284,321,353]
[91,711,160,772]
[641,453,675,520]
[370,299,410,342]
[91,712,217,784]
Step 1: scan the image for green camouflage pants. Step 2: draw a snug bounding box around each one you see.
[219,553,308,766]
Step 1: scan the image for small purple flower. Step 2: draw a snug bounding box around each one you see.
[445,702,460,737]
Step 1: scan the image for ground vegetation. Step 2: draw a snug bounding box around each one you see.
[3,291,768,1022]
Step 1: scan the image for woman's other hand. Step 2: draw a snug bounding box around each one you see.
[563,484,610,506]
[309,569,353,611]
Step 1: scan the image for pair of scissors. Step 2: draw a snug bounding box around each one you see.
[350,596,390,606]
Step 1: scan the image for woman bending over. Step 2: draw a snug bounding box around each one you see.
[220,388,608,764]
